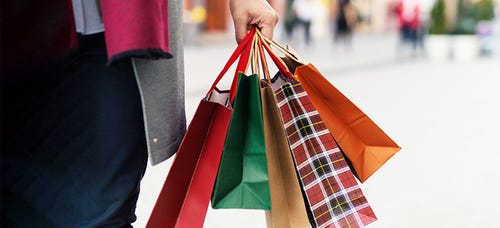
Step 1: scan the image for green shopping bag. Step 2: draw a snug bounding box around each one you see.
[211,73,271,210]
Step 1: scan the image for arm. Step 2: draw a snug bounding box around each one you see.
[229,0,279,43]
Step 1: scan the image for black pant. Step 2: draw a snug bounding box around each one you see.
[296,19,312,45]
[1,33,148,227]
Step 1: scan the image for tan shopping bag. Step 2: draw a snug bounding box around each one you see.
[261,80,311,228]
[252,34,310,227]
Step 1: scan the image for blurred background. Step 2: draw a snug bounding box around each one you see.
[181,0,500,60]
[135,0,500,227]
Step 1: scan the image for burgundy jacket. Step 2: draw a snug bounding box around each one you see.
[101,0,172,62]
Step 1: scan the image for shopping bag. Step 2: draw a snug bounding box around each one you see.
[253,39,311,227]
[146,29,255,228]
[257,32,377,227]
[273,73,377,228]
[261,81,311,228]
[262,35,400,182]
[294,63,400,182]
[211,72,271,210]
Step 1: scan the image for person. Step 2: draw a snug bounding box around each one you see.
[292,0,317,46]
[283,0,298,42]
[0,0,278,227]
[334,0,358,48]
[395,0,421,55]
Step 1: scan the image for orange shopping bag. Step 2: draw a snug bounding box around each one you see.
[294,64,400,182]
[269,40,401,183]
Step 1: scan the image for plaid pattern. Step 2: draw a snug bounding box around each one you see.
[274,77,377,228]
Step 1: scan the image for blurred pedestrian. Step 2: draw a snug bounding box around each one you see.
[292,0,317,46]
[334,0,358,48]
[283,0,298,42]
[0,0,278,227]
[395,0,422,55]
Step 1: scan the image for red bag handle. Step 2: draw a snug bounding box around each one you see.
[229,29,256,103]
[207,28,256,99]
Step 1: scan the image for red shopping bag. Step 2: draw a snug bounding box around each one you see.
[146,29,256,228]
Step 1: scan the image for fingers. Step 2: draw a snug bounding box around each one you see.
[233,16,249,43]
[258,17,278,41]
[235,16,278,43]
[230,0,279,43]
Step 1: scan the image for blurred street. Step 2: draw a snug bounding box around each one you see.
[134,30,500,228]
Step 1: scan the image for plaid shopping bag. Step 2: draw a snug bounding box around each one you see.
[273,73,377,228]
[273,40,400,183]
[261,80,311,228]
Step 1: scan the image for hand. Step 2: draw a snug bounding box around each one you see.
[229,0,279,43]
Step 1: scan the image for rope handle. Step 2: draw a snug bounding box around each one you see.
[256,30,304,65]
[254,29,295,79]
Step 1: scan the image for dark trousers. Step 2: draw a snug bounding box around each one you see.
[400,25,418,48]
[1,33,148,227]
[296,19,312,45]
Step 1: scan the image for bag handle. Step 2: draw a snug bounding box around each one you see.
[250,35,260,76]
[207,28,256,98]
[243,31,270,83]
[227,29,258,103]
[255,30,294,79]
[256,38,272,84]
[257,30,303,64]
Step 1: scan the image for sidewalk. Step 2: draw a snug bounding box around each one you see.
[182,31,404,103]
